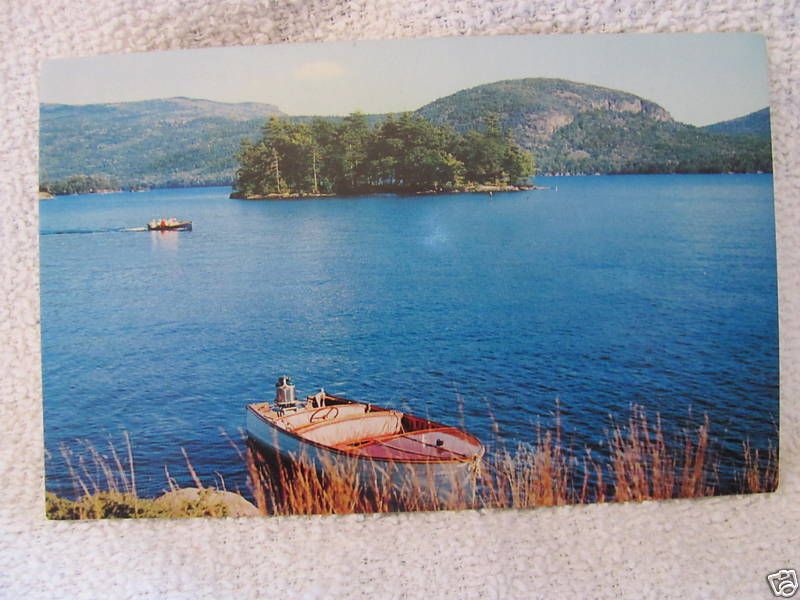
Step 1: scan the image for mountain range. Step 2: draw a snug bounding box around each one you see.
[39,78,772,189]
[702,107,771,136]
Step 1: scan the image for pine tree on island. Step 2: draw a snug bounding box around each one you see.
[232,112,535,198]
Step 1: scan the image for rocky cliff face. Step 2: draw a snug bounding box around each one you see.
[414,78,773,175]
[416,78,674,150]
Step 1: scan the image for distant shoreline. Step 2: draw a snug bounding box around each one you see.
[37,172,774,200]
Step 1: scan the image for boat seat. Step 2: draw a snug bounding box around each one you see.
[278,402,368,430]
[300,411,403,447]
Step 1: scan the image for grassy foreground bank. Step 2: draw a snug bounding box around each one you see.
[46,405,778,519]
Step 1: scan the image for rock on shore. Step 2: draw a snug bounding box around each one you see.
[154,488,261,517]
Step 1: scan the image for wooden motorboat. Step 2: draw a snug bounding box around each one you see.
[246,376,484,493]
[147,217,192,231]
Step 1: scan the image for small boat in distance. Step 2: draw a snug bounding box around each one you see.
[147,217,192,231]
[246,376,485,493]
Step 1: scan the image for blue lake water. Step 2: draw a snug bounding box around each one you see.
[40,175,779,498]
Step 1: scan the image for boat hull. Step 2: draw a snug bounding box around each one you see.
[245,405,482,500]
[147,222,192,231]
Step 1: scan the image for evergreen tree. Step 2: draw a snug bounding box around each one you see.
[233,111,535,197]
[334,112,373,193]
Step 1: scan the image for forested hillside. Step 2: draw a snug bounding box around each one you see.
[416,79,772,174]
[40,98,283,188]
[540,111,772,174]
[40,79,773,192]
[702,107,771,137]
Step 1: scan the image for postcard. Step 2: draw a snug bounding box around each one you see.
[39,33,777,518]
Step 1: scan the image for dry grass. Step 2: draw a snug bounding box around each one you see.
[609,408,715,502]
[47,404,779,519]
[245,440,452,515]
[481,425,577,509]
[47,436,231,519]
[739,440,779,493]
[246,404,779,516]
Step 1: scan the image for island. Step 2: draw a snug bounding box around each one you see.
[230,112,535,199]
[39,174,121,197]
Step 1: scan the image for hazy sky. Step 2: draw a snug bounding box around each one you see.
[40,33,769,126]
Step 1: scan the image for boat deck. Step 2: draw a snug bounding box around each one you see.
[339,427,476,462]
[248,400,481,463]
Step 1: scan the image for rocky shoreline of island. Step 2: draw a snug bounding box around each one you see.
[229,183,548,201]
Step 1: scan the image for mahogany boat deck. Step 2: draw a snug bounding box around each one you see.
[340,428,476,462]
[249,396,481,463]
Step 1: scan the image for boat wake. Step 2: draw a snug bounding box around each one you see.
[40,226,149,236]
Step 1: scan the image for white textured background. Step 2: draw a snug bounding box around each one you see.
[1,1,798,598]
